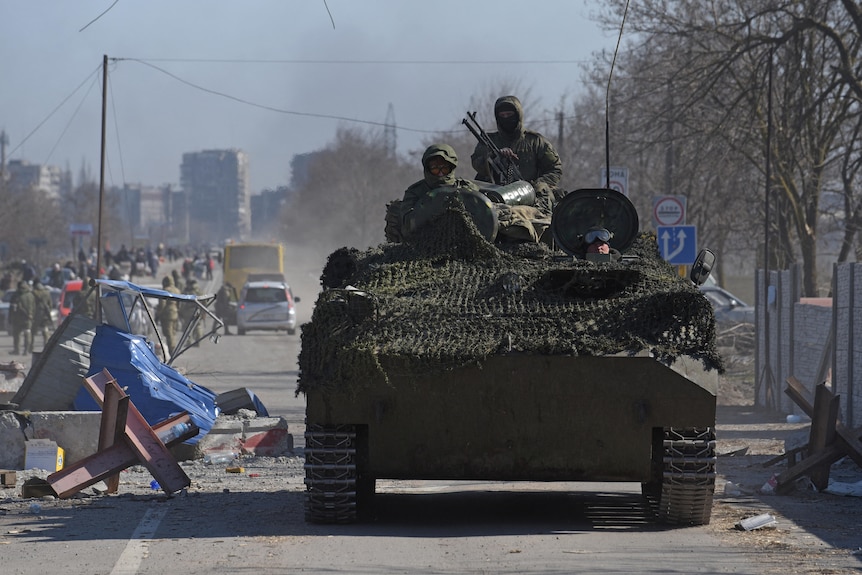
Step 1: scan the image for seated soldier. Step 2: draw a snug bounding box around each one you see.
[579,226,621,262]
[394,143,550,244]
[399,143,480,240]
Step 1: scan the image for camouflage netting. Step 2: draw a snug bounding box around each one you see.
[297,203,722,395]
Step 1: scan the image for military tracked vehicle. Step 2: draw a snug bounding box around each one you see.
[298,187,721,525]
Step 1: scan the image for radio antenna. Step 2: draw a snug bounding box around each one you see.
[606,0,631,188]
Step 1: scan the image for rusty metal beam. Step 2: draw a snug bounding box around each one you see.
[47,369,197,499]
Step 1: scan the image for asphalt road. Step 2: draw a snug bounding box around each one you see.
[1,261,861,574]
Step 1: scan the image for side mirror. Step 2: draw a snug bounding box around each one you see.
[689,249,716,286]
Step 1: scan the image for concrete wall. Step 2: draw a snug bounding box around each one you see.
[833,263,862,428]
[757,263,862,427]
[0,411,101,470]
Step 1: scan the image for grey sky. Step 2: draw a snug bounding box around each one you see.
[1,1,612,192]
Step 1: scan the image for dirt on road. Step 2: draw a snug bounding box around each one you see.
[709,350,862,574]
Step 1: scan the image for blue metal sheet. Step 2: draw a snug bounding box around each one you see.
[74,325,218,443]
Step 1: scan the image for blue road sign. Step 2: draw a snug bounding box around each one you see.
[657,225,697,265]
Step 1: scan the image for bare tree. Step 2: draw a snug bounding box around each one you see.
[590,0,862,295]
[280,127,415,254]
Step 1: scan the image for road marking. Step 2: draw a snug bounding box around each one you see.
[109,505,168,575]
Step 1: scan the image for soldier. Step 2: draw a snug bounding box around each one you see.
[31,278,55,352]
[215,282,235,335]
[470,96,563,242]
[399,143,481,239]
[72,282,97,320]
[156,275,180,357]
[577,226,622,262]
[470,95,563,209]
[9,280,35,356]
[181,278,204,345]
[171,268,182,290]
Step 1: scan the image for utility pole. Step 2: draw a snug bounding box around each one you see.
[0,129,8,178]
[384,103,396,159]
[557,110,564,157]
[95,54,108,321]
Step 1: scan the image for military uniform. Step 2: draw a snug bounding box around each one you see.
[31,280,54,351]
[72,283,97,319]
[470,95,563,212]
[470,96,562,242]
[215,283,235,334]
[10,281,35,355]
[399,143,481,239]
[181,279,204,344]
[156,276,181,357]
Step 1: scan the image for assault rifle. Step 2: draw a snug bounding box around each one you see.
[462,111,522,185]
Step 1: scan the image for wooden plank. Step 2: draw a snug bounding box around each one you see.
[808,384,840,490]
[786,376,862,469]
[835,426,862,469]
[775,443,844,493]
[785,376,814,416]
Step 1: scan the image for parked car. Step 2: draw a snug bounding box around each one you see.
[57,279,85,326]
[236,281,300,336]
[699,284,755,327]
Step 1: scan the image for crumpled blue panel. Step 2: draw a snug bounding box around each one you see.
[74,325,218,443]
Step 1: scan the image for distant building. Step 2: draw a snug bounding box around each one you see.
[4,159,69,199]
[250,187,289,239]
[180,149,250,244]
[110,183,175,245]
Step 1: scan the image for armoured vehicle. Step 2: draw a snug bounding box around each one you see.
[299,187,721,525]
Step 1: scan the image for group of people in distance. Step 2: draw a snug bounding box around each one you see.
[398,95,612,257]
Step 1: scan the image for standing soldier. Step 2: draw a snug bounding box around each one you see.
[156,275,180,358]
[181,278,204,345]
[31,278,55,352]
[215,282,235,335]
[171,268,183,291]
[72,282,97,319]
[9,281,35,356]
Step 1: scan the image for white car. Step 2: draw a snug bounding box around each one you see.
[236,281,300,336]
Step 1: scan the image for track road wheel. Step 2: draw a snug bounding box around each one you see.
[644,427,716,526]
[304,424,371,523]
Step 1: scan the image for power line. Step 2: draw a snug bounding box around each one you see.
[8,65,102,158]
[125,57,591,65]
[120,58,459,134]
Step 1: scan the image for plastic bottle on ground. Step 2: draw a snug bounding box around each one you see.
[158,422,193,444]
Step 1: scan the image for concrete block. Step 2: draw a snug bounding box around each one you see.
[195,417,245,456]
[0,411,101,469]
[241,417,292,456]
[28,411,101,465]
[0,411,27,469]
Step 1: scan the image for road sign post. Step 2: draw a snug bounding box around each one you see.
[657,225,698,265]
[653,196,686,227]
[600,167,629,196]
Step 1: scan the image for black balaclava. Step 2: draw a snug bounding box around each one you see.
[494,95,523,136]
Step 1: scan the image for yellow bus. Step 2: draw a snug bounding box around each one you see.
[222,242,285,289]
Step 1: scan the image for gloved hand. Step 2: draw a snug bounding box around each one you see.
[494,204,514,223]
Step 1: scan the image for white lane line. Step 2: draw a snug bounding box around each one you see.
[110,505,168,575]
